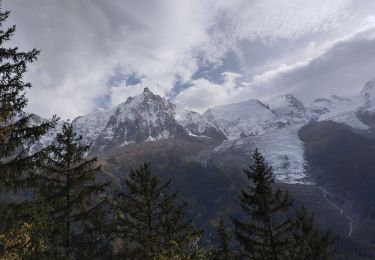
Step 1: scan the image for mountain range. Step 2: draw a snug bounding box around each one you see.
[37,76,375,183]
[33,77,375,257]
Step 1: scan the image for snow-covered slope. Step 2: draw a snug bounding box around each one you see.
[203,95,311,184]
[308,78,375,130]
[174,105,226,140]
[73,109,114,147]
[214,124,311,184]
[33,77,375,186]
[204,99,279,139]
[361,77,375,112]
[72,88,224,152]
[200,95,313,184]
[56,92,312,184]
[203,94,310,140]
[29,114,63,152]
[269,94,311,123]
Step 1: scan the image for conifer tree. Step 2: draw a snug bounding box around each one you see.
[291,207,336,260]
[232,149,294,259]
[37,122,109,259]
[0,9,56,256]
[0,9,56,190]
[0,197,56,259]
[213,218,233,260]
[113,163,201,259]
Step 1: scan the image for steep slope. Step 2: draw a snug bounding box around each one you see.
[70,88,225,152]
[174,105,227,140]
[203,99,280,139]
[308,78,375,131]
[73,109,114,147]
[299,121,375,211]
[214,124,311,184]
[269,94,310,123]
[299,121,375,248]
[203,95,311,184]
[91,87,186,151]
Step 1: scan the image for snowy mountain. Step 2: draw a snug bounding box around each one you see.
[35,77,375,185]
[72,87,225,152]
[203,99,277,139]
[307,78,375,130]
[202,94,311,140]
[269,94,311,123]
[205,95,311,184]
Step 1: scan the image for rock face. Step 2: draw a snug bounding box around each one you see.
[72,87,226,152]
[270,94,309,123]
[92,88,185,152]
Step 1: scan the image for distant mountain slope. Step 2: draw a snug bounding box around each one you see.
[33,77,375,185]
[299,120,375,216]
[308,78,375,131]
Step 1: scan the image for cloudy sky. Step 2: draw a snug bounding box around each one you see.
[4,0,375,119]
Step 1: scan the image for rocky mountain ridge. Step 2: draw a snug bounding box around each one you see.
[32,77,375,185]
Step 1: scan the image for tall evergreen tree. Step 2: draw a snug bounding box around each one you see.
[213,218,233,260]
[0,9,56,190]
[37,122,109,259]
[0,196,56,259]
[113,163,201,259]
[232,149,337,259]
[232,149,294,259]
[0,8,56,256]
[291,207,336,260]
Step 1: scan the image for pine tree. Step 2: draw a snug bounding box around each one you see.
[0,9,56,257]
[0,9,56,190]
[232,149,294,259]
[113,163,201,259]
[291,206,336,260]
[213,218,233,260]
[37,122,110,259]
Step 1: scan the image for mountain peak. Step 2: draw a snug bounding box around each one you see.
[361,78,375,97]
[268,94,305,111]
[124,87,156,105]
[285,94,305,110]
[143,87,153,95]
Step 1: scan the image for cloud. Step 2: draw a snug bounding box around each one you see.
[175,27,375,111]
[266,28,375,102]
[174,72,241,112]
[3,0,375,118]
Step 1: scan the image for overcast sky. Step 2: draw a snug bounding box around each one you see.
[4,0,375,119]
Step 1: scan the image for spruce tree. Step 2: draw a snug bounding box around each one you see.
[0,9,56,190]
[113,163,201,259]
[37,122,110,259]
[0,197,56,259]
[291,206,336,260]
[0,9,56,256]
[213,218,233,260]
[232,149,294,259]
